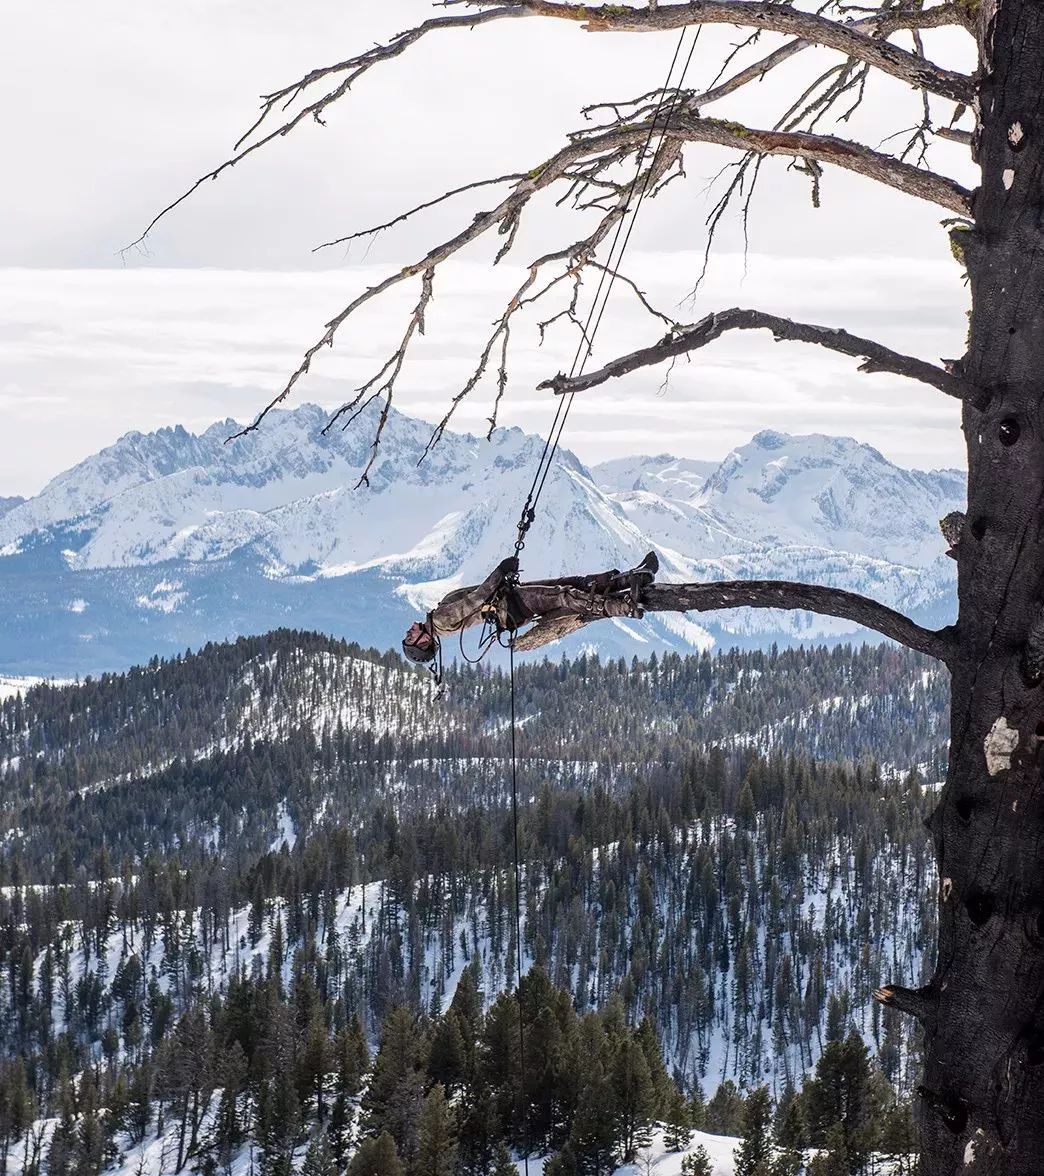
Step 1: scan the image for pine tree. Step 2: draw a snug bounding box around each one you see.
[299,1016,332,1122]
[803,1033,881,1170]
[0,1060,34,1176]
[329,1094,354,1170]
[879,1099,918,1176]
[301,1134,335,1176]
[362,1007,424,1162]
[565,1072,618,1176]
[610,1035,657,1161]
[768,1149,803,1176]
[415,1086,457,1176]
[689,1087,707,1132]
[74,1075,108,1176]
[772,1084,804,1151]
[806,1126,850,1176]
[480,994,522,1144]
[705,1081,745,1137]
[346,1132,405,1176]
[427,1015,467,1096]
[210,1042,248,1171]
[335,1016,370,1099]
[490,1141,518,1176]
[662,1086,693,1153]
[633,1018,672,1115]
[734,1086,773,1176]
[681,1145,714,1176]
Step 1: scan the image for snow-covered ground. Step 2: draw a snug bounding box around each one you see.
[509,1130,743,1175]
[0,675,72,700]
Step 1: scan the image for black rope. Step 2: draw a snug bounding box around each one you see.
[508,639,531,1175]
[513,27,700,556]
[504,34,700,1172]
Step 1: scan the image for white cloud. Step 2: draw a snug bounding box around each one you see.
[0,253,967,495]
[0,2,974,493]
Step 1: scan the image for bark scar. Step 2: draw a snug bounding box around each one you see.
[985,716,1019,774]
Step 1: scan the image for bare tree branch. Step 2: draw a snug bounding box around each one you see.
[124,8,524,251]
[936,126,973,146]
[312,172,526,252]
[663,113,971,213]
[641,580,956,661]
[453,1,974,104]
[686,3,971,111]
[541,307,974,399]
[127,1,973,253]
[204,103,967,448]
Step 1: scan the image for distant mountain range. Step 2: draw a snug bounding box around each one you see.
[0,404,964,675]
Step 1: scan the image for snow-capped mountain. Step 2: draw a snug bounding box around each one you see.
[0,404,964,675]
[591,453,720,498]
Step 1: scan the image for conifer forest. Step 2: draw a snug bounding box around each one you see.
[0,633,945,1173]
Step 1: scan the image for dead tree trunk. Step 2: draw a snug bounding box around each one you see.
[915,4,1044,1170]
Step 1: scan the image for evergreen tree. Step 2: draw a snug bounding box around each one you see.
[299,1017,332,1122]
[768,1150,804,1176]
[329,1095,354,1170]
[427,1015,467,1096]
[415,1086,458,1176]
[634,1018,672,1115]
[210,1042,248,1172]
[301,1134,335,1176]
[490,1142,518,1176]
[734,1086,773,1176]
[480,994,523,1145]
[803,1033,881,1171]
[346,1132,406,1176]
[806,1126,850,1176]
[362,1007,424,1163]
[610,1035,657,1161]
[566,1072,618,1176]
[681,1145,714,1176]
[0,1060,34,1176]
[45,1073,77,1176]
[689,1087,707,1132]
[336,1016,370,1099]
[879,1100,918,1176]
[772,1084,804,1151]
[705,1081,745,1137]
[663,1086,694,1152]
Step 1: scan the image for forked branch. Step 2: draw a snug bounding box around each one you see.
[541,307,975,400]
[131,0,978,474]
[452,1,974,104]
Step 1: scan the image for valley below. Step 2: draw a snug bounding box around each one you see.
[0,632,943,1175]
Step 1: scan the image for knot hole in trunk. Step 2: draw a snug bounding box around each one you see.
[965,889,996,926]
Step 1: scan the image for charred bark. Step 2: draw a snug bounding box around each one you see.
[918,2,1044,1170]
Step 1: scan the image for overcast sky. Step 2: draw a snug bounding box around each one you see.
[1,1,977,497]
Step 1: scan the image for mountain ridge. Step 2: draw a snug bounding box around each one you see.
[0,404,964,675]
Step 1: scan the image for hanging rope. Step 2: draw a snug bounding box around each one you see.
[508,639,532,1173]
[512,27,701,558]
[505,30,699,1172]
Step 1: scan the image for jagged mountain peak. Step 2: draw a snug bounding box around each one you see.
[695,429,962,566]
[0,407,964,674]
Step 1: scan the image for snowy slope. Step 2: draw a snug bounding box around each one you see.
[0,406,963,674]
[592,454,720,499]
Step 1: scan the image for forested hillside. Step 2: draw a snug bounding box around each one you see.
[0,634,944,1174]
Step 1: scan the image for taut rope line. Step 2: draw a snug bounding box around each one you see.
[506,28,699,1173]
